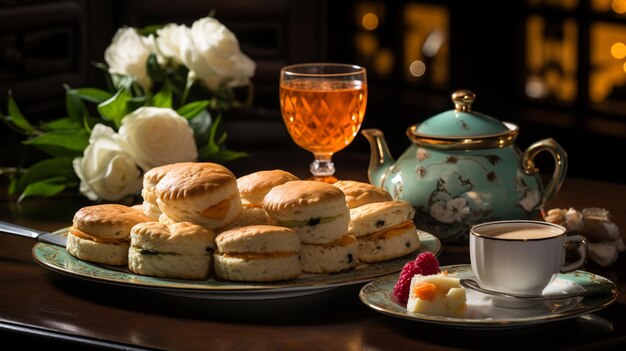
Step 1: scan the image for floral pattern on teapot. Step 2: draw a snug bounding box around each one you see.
[362,90,567,244]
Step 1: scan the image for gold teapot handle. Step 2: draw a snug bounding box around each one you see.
[522,138,568,203]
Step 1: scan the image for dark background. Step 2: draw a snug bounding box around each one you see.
[1,0,624,184]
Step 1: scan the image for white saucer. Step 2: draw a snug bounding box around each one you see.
[359,264,618,329]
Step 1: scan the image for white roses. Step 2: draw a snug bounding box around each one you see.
[181,17,256,90]
[155,23,188,66]
[73,108,197,201]
[73,15,252,202]
[72,124,143,202]
[118,107,198,170]
[104,28,156,91]
[105,16,255,92]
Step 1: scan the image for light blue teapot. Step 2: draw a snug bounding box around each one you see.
[362,90,567,244]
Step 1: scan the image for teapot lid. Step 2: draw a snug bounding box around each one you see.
[407,90,518,149]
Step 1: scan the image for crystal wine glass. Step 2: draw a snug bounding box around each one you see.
[279,63,368,182]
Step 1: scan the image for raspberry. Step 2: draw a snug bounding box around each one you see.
[391,252,440,306]
[413,252,440,276]
[392,261,422,305]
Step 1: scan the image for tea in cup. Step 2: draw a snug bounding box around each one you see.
[469,220,588,306]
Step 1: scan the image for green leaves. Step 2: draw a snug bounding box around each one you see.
[42,117,83,132]
[188,109,213,148]
[147,53,164,84]
[196,114,248,162]
[65,86,88,124]
[68,87,113,104]
[9,157,78,202]
[1,91,86,201]
[18,179,68,203]
[97,88,132,128]
[24,130,89,157]
[152,81,173,108]
[0,92,34,134]
[137,24,164,37]
[177,100,210,119]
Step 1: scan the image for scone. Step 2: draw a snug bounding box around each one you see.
[263,180,350,244]
[407,273,467,317]
[228,170,299,228]
[214,225,301,282]
[300,234,358,273]
[67,204,150,265]
[155,162,242,230]
[349,200,420,263]
[128,221,216,280]
[158,212,176,224]
[333,180,392,209]
[141,162,192,220]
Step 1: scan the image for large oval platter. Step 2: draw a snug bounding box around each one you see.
[33,229,441,300]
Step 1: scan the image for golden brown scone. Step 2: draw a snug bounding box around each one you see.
[348,200,416,238]
[67,204,151,266]
[237,170,300,205]
[263,180,347,216]
[300,234,358,273]
[348,200,420,263]
[237,169,299,205]
[129,221,216,279]
[263,180,350,244]
[333,180,392,209]
[141,162,194,220]
[72,204,151,240]
[216,225,300,253]
[155,162,242,231]
[158,212,177,225]
[214,225,301,282]
[226,170,300,228]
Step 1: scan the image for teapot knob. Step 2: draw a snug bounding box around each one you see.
[452,90,476,112]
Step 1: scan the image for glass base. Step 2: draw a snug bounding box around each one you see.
[309,156,335,177]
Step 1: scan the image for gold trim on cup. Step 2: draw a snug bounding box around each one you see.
[470,220,567,242]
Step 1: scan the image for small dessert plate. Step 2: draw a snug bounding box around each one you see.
[359,264,618,329]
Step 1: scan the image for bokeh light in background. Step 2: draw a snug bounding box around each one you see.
[349,0,626,139]
[611,42,626,59]
[525,15,578,103]
[362,13,379,30]
[612,0,626,14]
[354,2,391,77]
[403,3,448,88]
[409,60,426,77]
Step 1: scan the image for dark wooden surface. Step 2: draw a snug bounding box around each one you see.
[1,148,626,350]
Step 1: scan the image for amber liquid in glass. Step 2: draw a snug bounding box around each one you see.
[280,79,367,154]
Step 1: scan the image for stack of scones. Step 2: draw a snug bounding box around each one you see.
[65,162,422,282]
[263,180,356,274]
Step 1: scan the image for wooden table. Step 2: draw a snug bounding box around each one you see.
[1,148,626,350]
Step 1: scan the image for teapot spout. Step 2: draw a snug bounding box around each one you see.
[361,128,395,187]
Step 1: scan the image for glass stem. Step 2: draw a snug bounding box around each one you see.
[310,153,335,177]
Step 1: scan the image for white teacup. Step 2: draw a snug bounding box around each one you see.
[469,220,588,306]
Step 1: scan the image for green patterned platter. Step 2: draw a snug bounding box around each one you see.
[32,229,441,300]
[359,264,618,329]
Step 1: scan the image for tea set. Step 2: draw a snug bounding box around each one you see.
[358,90,620,323]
